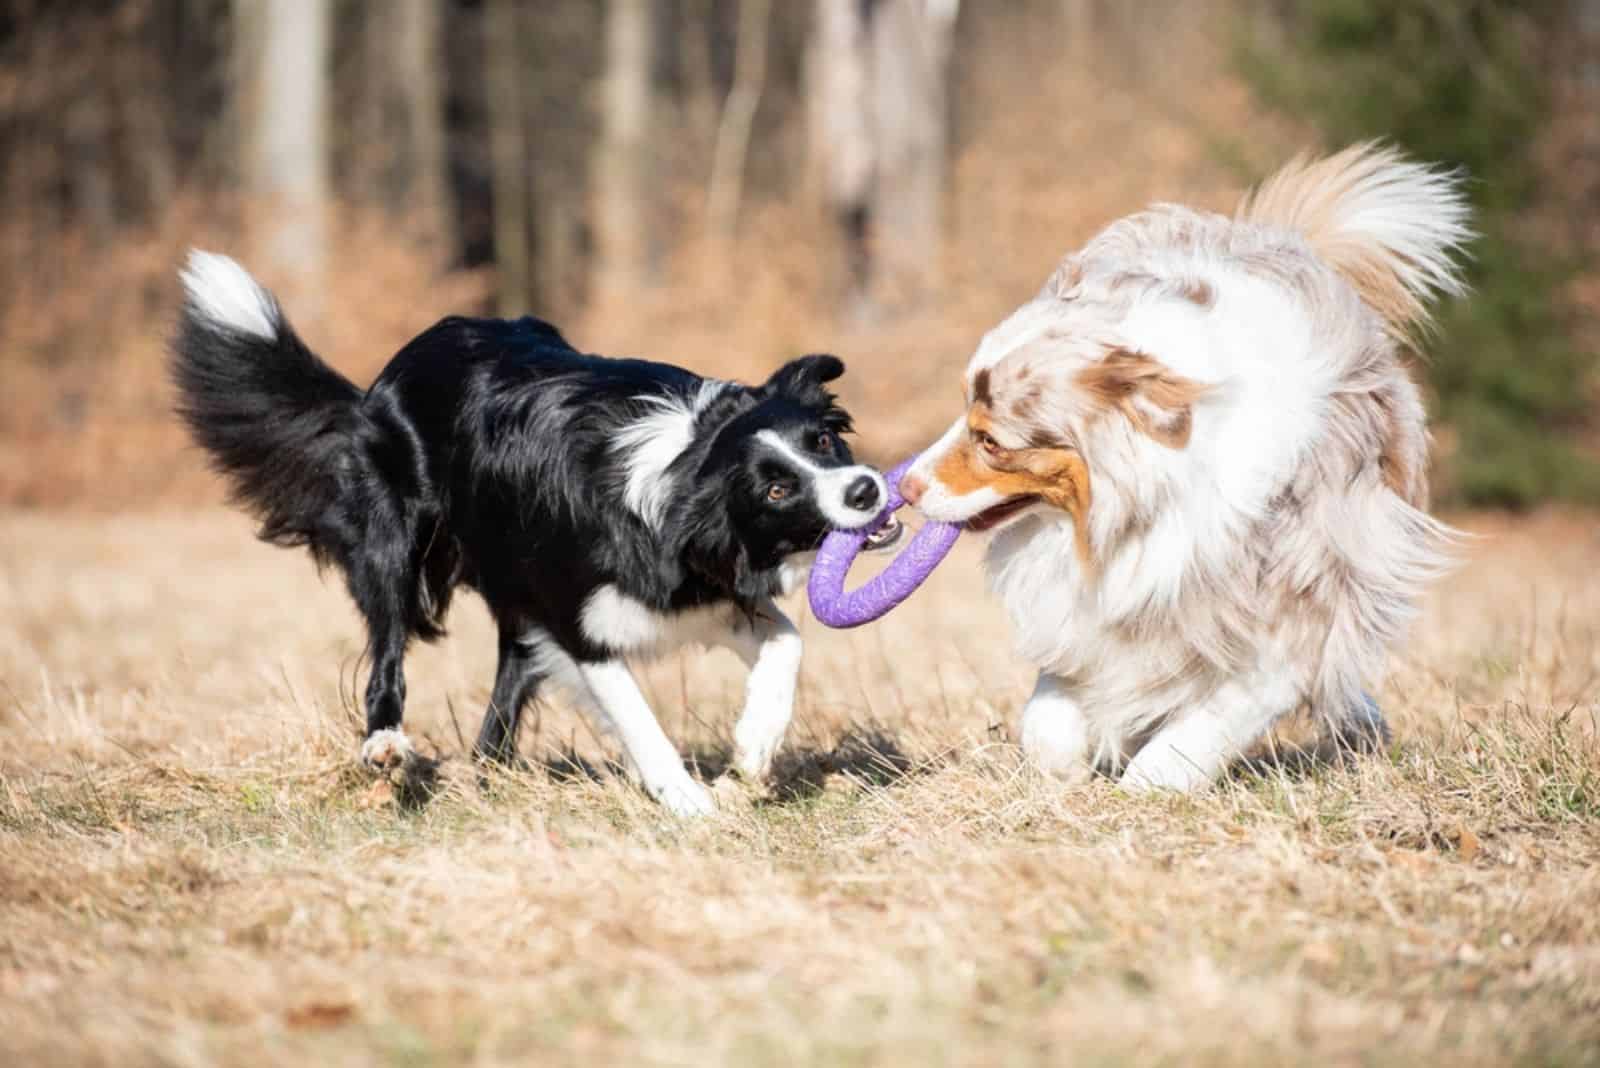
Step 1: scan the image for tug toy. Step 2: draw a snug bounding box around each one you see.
[808,456,963,628]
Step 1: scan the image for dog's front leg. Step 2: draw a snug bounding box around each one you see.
[1121,668,1303,793]
[1021,672,1092,783]
[575,660,716,817]
[724,601,803,782]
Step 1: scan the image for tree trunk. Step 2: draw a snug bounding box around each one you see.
[1061,0,1096,67]
[63,88,116,244]
[1580,0,1600,88]
[402,0,447,233]
[119,6,177,224]
[869,0,957,305]
[360,0,449,248]
[808,0,875,310]
[234,0,331,319]
[485,0,530,316]
[1573,0,1600,258]
[707,0,772,246]
[593,0,661,297]
[808,0,957,318]
[680,0,723,142]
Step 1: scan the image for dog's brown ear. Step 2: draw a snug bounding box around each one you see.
[1077,348,1209,449]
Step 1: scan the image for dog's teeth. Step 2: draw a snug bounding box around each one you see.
[866,517,903,547]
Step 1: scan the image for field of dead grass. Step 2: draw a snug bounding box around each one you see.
[2,507,1599,1066]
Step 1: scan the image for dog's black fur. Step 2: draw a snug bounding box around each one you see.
[172,255,876,771]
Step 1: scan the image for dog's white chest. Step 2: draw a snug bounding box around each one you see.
[579,584,735,656]
[985,519,1225,727]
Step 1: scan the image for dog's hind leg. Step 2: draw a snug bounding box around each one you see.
[1329,693,1391,754]
[1122,667,1305,793]
[357,613,414,770]
[723,601,802,782]
[1288,692,1391,769]
[473,626,547,765]
[345,525,421,771]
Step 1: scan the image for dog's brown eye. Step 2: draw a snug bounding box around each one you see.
[814,431,833,452]
[975,430,1001,454]
[767,484,790,502]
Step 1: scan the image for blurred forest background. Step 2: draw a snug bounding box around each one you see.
[0,0,1594,510]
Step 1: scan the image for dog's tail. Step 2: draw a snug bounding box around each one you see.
[172,251,362,559]
[1237,142,1472,337]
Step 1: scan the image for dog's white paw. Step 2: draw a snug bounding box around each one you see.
[711,774,758,810]
[1020,675,1093,784]
[1119,754,1211,794]
[360,728,415,771]
[732,740,778,784]
[733,695,794,783]
[649,776,717,818]
[1021,719,1092,784]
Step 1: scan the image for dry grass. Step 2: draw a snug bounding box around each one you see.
[2,508,1599,1066]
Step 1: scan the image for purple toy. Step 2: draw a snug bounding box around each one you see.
[807,456,963,628]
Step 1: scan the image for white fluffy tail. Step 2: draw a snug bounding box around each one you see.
[1237,142,1472,336]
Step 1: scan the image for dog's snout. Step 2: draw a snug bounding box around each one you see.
[899,472,927,507]
[845,474,882,512]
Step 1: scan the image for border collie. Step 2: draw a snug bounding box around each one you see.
[171,252,900,815]
[900,144,1468,791]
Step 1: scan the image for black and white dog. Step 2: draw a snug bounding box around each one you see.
[172,252,899,815]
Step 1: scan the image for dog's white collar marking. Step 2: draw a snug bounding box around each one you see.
[754,430,884,530]
[616,381,728,529]
[180,250,280,341]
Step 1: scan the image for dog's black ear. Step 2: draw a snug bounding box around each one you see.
[763,354,844,399]
[696,383,757,431]
[676,488,766,604]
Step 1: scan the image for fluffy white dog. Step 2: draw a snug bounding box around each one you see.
[901,144,1470,791]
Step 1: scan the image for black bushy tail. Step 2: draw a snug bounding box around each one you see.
[171,251,363,561]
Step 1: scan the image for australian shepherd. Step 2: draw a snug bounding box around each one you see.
[900,144,1470,791]
[172,252,901,815]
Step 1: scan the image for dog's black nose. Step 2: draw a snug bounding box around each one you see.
[845,474,881,512]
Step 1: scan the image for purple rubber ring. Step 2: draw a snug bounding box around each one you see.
[807,456,962,629]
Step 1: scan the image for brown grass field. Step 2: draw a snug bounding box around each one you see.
[2,505,1599,1067]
